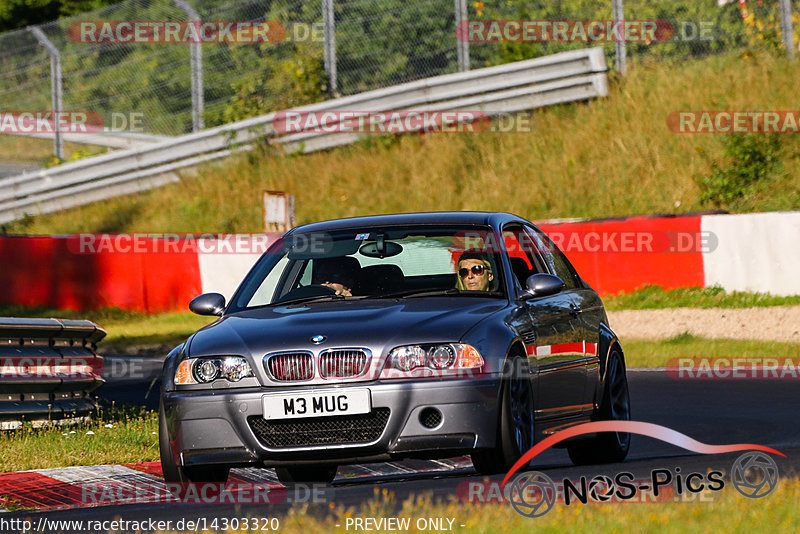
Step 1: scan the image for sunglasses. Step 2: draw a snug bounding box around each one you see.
[459,265,487,278]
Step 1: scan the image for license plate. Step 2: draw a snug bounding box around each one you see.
[262,389,371,420]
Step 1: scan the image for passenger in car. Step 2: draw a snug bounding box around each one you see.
[455,251,495,291]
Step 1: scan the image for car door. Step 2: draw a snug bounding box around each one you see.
[504,225,586,420]
[526,225,598,414]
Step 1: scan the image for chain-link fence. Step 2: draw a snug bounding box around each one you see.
[0,0,796,168]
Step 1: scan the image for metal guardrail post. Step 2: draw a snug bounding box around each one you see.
[322,0,338,95]
[174,0,204,131]
[612,0,627,75]
[779,0,795,59]
[28,26,64,160]
[455,0,470,72]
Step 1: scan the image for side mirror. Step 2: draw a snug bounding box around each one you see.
[189,293,226,316]
[523,274,564,299]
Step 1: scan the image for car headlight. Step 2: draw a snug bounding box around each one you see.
[174,356,254,385]
[382,343,484,379]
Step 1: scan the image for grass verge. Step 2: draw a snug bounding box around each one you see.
[4,51,799,235]
[154,481,800,533]
[0,405,157,472]
[624,334,800,368]
[604,285,800,311]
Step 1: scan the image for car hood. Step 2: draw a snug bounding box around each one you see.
[188,297,506,359]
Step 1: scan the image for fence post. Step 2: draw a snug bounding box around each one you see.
[779,0,795,58]
[174,0,204,131]
[322,0,338,94]
[28,26,64,160]
[612,0,626,75]
[455,0,470,72]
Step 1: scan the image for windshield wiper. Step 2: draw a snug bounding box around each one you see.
[272,293,355,306]
[366,288,470,299]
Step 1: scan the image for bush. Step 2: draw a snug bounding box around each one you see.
[221,42,328,123]
[696,134,783,206]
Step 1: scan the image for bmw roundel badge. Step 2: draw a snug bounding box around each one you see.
[311,335,326,344]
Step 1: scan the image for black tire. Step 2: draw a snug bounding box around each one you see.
[471,357,535,475]
[275,465,338,485]
[567,346,631,466]
[159,401,230,484]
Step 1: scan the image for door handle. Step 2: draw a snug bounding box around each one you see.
[569,304,581,317]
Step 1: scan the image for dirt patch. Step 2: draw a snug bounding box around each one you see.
[607,306,800,342]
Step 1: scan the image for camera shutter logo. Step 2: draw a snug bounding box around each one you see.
[508,471,557,517]
[587,475,615,502]
[731,451,779,498]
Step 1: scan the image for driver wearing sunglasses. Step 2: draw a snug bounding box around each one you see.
[455,251,494,291]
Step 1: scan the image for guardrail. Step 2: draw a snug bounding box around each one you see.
[19,129,173,149]
[0,47,608,224]
[0,318,105,429]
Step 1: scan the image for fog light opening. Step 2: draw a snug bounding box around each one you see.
[419,407,443,429]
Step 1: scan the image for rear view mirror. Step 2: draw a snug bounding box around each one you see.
[359,232,403,258]
[523,274,564,298]
[189,293,226,316]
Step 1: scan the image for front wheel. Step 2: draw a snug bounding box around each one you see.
[159,401,230,484]
[567,347,631,465]
[472,357,535,475]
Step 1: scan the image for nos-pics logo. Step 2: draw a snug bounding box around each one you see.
[500,421,783,518]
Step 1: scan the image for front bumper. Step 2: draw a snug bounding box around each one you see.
[162,377,501,467]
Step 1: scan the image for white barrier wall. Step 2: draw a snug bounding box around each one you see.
[702,211,800,296]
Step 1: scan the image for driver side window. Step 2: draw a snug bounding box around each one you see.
[298,260,313,286]
[524,225,580,290]
[502,225,549,289]
[246,255,292,307]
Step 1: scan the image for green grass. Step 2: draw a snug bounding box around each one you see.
[0,405,158,473]
[155,480,800,533]
[604,286,800,311]
[624,334,800,368]
[4,51,799,235]
[0,136,106,167]
[0,305,213,353]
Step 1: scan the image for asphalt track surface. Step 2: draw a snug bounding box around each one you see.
[5,358,800,533]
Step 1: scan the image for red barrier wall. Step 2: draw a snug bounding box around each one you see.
[0,236,201,312]
[537,215,705,296]
[0,215,708,312]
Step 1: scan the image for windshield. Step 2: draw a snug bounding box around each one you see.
[229,225,506,311]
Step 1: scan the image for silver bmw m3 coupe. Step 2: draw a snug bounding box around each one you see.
[159,212,630,484]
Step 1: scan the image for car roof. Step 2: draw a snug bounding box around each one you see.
[288,211,528,234]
